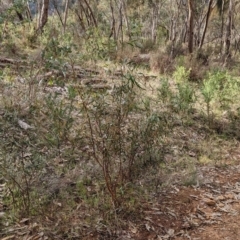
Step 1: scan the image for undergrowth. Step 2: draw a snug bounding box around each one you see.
[1,18,240,239]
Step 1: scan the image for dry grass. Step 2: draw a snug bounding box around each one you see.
[1,21,240,239]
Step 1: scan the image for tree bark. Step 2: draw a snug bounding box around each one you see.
[63,0,70,33]
[52,0,64,27]
[37,0,42,29]
[121,0,131,40]
[38,0,49,32]
[74,8,86,31]
[26,0,32,21]
[198,0,214,50]
[187,0,194,53]
[224,0,233,60]
[109,0,117,40]
[16,10,24,21]
[116,0,124,46]
[83,0,97,27]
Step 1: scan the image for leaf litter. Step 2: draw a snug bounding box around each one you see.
[1,64,240,240]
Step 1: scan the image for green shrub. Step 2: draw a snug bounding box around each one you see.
[201,70,240,126]
[157,78,173,104]
[173,66,191,83]
[177,83,195,112]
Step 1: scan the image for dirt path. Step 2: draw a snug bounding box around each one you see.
[130,164,240,240]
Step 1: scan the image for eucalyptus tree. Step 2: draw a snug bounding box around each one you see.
[215,0,237,59]
[198,0,215,50]
[0,0,32,22]
[63,0,69,33]
[73,0,97,30]
[187,0,194,53]
[37,0,49,32]
[223,0,234,59]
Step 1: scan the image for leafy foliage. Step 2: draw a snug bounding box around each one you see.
[1,1,240,239]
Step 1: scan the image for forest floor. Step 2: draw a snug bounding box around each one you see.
[1,56,240,240]
[128,163,240,240]
[2,163,240,240]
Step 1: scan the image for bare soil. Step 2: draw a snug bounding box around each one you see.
[127,164,240,240]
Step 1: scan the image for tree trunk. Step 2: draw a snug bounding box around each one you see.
[109,0,117,40]
[224,0,233,60]
[122,0,131,40]
[187,0,194,53]
[116,0,124,47]
[83,0,97,28]
[74,8,86,32]
[38,0,49,32]
[63,0,70,33]
[37,0,42,29]
[220,0,225,54]
[52,0,64,27]
[198,0,214,50]
[151,7,156,42]
[26,0,32,21]
[16,10,24,21]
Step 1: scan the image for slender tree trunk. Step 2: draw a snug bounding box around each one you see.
[109,0,117,40]
[38,0,49,32]
[116,0,123,47]
[52,0,64,27]
[37,0,42,29]
[83,0,97,27]
[151,8,156,42]
[198,0,214,50]
[224,0,233,60]
[63,0,70,33]
[121,0,131,40]
[187,0,194,53]
[26,0,32,21]
[16,10,24,21]
[220,0,225,54]
[74,8,86,31]
[78,2,90,27]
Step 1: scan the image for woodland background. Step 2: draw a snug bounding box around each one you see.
[1,1,240,239]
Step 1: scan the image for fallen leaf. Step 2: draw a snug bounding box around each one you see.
[167,228,175,237]
[0,235,15,240]
[18,119,34,130]
[216,195,225,201]
[203,198,216,206]
[20,218,30,224]
[130,226,138,234]
[145,223,151,231]
[224,193,235,199]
